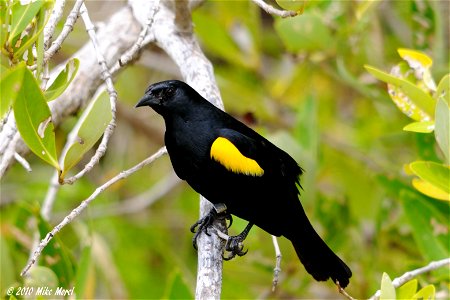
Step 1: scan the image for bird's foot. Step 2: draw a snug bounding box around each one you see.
[223,222,254,261]
[190,203,231,250]
[223,234,248,261]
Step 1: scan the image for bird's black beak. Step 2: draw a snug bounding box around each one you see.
[135,94,155,108]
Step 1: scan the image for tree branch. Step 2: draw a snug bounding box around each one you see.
[61,3,119,185]
[370,258,450,300]
[0,5,141,177]
[251,0,298,18]
[21,147,167,276]
[43,0,67,50]
[44,0,84,63]
[130,1,225,298]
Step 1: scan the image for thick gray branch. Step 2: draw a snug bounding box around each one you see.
[130,1,225,298]
[0,6,141,176]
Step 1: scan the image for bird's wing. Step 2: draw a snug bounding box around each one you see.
[210,128,302,181]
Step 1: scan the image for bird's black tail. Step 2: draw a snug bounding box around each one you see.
[285,209,352,288]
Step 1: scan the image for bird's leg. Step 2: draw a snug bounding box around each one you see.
[223,222,254,261]
[190,203,231,250]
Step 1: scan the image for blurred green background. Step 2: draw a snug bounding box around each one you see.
[1,0,449,299]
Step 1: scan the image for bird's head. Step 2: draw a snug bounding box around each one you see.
[135,80,194,116]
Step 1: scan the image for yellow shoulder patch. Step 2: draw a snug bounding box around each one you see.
[210,137,264,176]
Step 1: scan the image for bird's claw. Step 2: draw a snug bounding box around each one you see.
[190,213,215,250]
[222,233,249,261]
[190,204,232,250]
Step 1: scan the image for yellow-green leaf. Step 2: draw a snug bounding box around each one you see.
[403,121,434,133]
[0,62,26,118]
[412,178,449,201]
[8,0,44,44]
[397,279,418,299]
[398,49,436,93]
[12,2,51,61]
[436,74,449,106]
[413,284,435,300]
[0,0,9,47]
[275,0,306,13]
[365,65,435,120]
[13,68,59,170]
[380,272,396,300]
[398,48,433,68]
[410,161,450,194]
[24,266,58,290]
[435,98,450,162]
[275,12,333,52]
[44,58,79,101]
[61,91,112,178]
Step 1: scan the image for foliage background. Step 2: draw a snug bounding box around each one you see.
[1,0,449,299]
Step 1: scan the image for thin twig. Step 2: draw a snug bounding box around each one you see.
[88,173,180,218]
[0,133,20,178]
[41,0,67,89]
[41,86,108,221]
[339,283,356,300]
[0,113,17,156]
[13,152,32,172]
[44,0,67,50]
[370,258,450,300]
[62,4,118,185]
[44,0,84,63]
[251,0,298,18]
[109,1,159,76]
[20,147,167,276]
[41,171,60,220]
[271,235,282,291]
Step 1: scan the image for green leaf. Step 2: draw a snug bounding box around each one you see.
[397,279,418,299]
[435,98,450,162]
[35,1,51,76]
[402,191,449,272]
[0,62,26,118]
[403,121,434,133]
[364,65,435,120]
[13,67,60,170]
[410,161,450,194]
[435,74,449,106]
[193,12,250,68]
[163,270,193,299]
[37,214,75,287]
[0,236,15,293]
[413,284,435,300]
[12,3,50,61]
[8,0,44,43]
[74,245,92,299]
[24,266,59,290]
[380,272,396,300]
[61,91,112,178]
[275,11,333,52]
[44,58,79,101]
[0,0,9,47]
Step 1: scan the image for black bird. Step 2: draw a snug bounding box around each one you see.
[135,80,352,288]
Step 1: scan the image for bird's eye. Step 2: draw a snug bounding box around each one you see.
[166,87,175,96]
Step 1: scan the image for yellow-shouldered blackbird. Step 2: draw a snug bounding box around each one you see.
[136,80,352,288]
